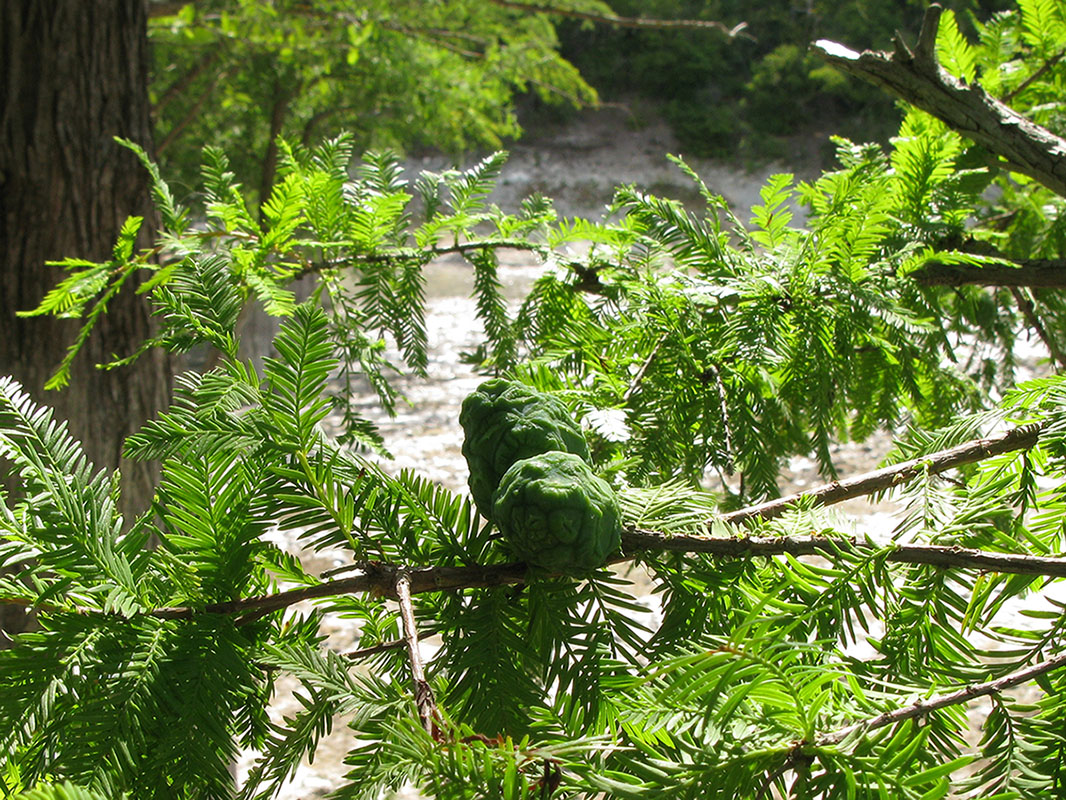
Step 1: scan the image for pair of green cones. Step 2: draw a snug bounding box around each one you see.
[459,379,622,575]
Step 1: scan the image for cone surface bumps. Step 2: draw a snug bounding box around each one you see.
[459,378,589,518]
[493,451,622,575]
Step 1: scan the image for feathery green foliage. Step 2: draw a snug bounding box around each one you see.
[7,2,1066,797]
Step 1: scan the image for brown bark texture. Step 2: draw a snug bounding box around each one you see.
[1,2,171,634]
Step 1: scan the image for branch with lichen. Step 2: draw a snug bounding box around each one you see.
[814,4,1066,198]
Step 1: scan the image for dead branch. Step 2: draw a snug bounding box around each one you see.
[813,4,1066,198]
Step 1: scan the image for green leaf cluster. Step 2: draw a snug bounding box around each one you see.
[149,0,598,196]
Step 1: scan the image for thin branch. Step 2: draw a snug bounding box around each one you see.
[150,562,530,620]
[153,47,223,116]
[382,24,485,60]
[8,530,1066,624]
[623,335,666,403]
[816,649,1066,747]
[396,570,440,738]
[719,422,1043,525]
[1003,48,1066,103]
[620,531,1066,578]
[814,4,1066,198]
[705,362,734,474]
[488,0,748,37]
[1009,286,1066,369]
[157,67,232,155]
[148,536,1066,624]
[301,105,359,147]
[297,238,549,276]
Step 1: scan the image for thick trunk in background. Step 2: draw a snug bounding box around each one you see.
[0,2,171,635]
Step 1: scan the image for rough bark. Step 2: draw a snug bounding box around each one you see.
[0,2,171,636]
[813,4,1066,198]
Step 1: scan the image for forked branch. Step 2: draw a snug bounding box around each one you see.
[396,570,440,737]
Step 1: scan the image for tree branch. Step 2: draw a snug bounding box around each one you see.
[719,422,1043,524]
[1009,286,1066,370]
[1003,48,1066,103]
[487,0,748,37]
[816,649,1066,747]
[150,562,531,620]
[296,238,549,276]
[344,638,406,660]
[911,259,1066,288]
[9,527,1066,624]
[396,570,440,738]
[813,4,1066,198]
[147,534,1066,625]
[620,531,1066,578]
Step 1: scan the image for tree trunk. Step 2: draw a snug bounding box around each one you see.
[0,2,171,635]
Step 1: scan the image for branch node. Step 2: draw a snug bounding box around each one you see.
[892,30,914,62]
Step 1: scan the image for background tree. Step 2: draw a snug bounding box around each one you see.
[556,0,1015,160]
[0,2,170,525]
[148,0,601,201]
